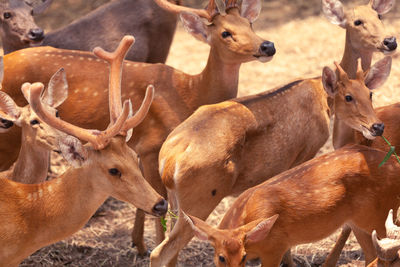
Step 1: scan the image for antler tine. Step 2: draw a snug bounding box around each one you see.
[386,209,400,239]
[93,35,135,125]
[372,230,400,262]
[154,0,212,21]
[122,85,155,132]
[334,61,349,82]
[29,82,131,150]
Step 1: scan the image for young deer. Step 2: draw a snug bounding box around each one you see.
[0,68,69,183]
[152,57,391,266]
[184,145,400,267]
[0,0,276,254]
[368,210,400,267]
[0,0,178,63]
[0,36,168,266]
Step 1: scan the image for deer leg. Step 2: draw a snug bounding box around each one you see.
[352,226,377,265]
[150,195,224,267]
[281,249,295,267]
[322,224,352,267]
[131,152,167,255]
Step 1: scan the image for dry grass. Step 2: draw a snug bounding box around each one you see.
[10,0,400,266]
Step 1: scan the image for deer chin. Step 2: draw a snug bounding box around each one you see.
[254,55,273,63]
[362,126,376,140]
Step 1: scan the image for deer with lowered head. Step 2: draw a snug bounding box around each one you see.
[0,0,179,63]
[0,68,69,183]
[0,36,168,266]
[183,144,400,267]
[152,56,392,266]
[0,0,276,254]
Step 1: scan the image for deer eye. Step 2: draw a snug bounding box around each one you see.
[378,14,382,20]
[108,168,121,177]
[55,111,60,117]
[345,95,353,102]
[30,119,39,125]
[221,31,232,38]
[354,20,363,26]
[219,255,226,263]
[370,92,373,100]
[3,12,11,19]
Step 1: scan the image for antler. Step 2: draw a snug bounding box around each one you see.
[93,35,134,125]
[372,210,400,262]
[93,35,154,135]
[334,61,350,83]
[154,0,240,21]
[29,82,131,150]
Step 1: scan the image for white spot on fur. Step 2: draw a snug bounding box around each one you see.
[62,56,67,60]
[66,63,71,67]
[83,87,89,93]
[27,193,32,201]
[32,192,37,201]
[93,92,98,97]
[126,63,131,67]
[74,89,80,94]
[38,189,43,198]
[48,185,53,193]
[45,54,50,57]
[79,57,84,61]
[88,58,93,61]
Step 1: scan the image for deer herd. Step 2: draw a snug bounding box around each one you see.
[0,0,398,266]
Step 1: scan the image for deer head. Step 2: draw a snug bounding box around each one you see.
[322,0,397,55]
[154,0,276,63]
[322,56,392,139]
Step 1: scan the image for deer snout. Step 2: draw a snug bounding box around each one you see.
[28,28,44,42]
[152,199,168,216]
[383,37,397,51]
[259,41,276,57]
[371,122,385,137]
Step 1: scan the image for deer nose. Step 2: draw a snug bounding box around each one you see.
[1,119,13,129]
[372,123,385,136]
[152,199,168,216]
[28,28,44,42]
[383,37,397,51]
[259,41,276,57]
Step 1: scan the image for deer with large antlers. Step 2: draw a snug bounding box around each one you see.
[0,0,276,254]
[368,210,400,267]
[152,57,391,266]
[0,68,69,183]
[182,145,400,267]
[0,36,168,266]
[0,0,178,63]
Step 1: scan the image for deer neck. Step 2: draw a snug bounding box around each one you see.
[339,31,373,79]
[11,136,50,184]
[21,167,108,248]
[197,47,241,105]
[333,31,373,148]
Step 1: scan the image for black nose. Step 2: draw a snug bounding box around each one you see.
[152,199,168,216]
[1,119,13,129]
[372,123,385,136]
[28,28,44,41]
[383,37,397,51]
[259,41,276,57]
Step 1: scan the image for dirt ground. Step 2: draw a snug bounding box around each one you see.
[11,0,400,266]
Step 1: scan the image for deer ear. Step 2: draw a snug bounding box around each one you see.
[364,56,392,90]
[0,91,21,122]
[42,68,68,108]
[241,0,262,23]
[322,66,338,97]
[180,12,209,44]
[322,0,347,28]
[59,135,88,168]
[244,214,278,244]
[370,0,395,14]
[182,211,213,241]
[32,0,54,15]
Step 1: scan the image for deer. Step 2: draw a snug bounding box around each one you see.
[181,144,400,267]
[151,56,392,266]
[0,0,178,63]
[0,0,276,255]
[0,68,69,183]
[0,35,169,267]
[367,210,400,267]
